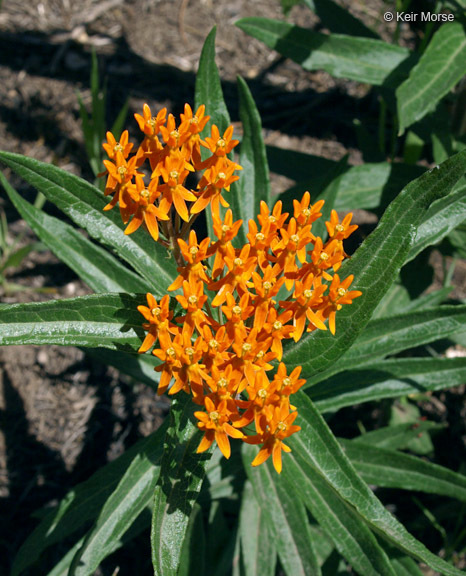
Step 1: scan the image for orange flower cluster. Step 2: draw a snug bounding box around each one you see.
[101,103,241,245]
[101,104,362,474]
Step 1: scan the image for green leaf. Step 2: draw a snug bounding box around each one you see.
[236,18,411,86]
[69,434,165,576]
[178,504,205,576]
[195,27,231,136]
[310,357,466,413]
[278,159,425,212]
[0,151,177,293]
[302,0,378,38]
[282,456,396,575]
[0,172,150,294]
[238,481,277,576]
[340,440,466,502]
[0,293,145,351]
[397,22,466,134]
[151,395,211,576]
[283,150,466,381]
[406,179,466,262]
[230,76,271,246]
[289,392,464,575]
[309,155,349,240]
[195,26,232,239]
[244,446,321,576]
[351,422,444,450]
[304,305,466,386]
[12,422,167,576]
[389,555,424,576]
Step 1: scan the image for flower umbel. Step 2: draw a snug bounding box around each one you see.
[101,104,362,473]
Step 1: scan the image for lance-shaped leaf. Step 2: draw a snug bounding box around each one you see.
[278,159,425,212]
[195,26,232,240]
[151,395,212,576]
[406,180,466,262]
[236,18,411,86]
[351,422,444,450]
[282,454,396,575]
[12,422,167,576]
[69,444,163,576]
[230,76,271,246]
[304,305,466,386]
[0,151,177,292]
[340,440,466,502]
[0,172,150,294]
[195,27,231,137]
[283,150,466,380]
[311,357,466,413]
[289,392,464,575]
[243,445,321,576]
[397,22,466,134]
[238,481,277,576]
[0,293,145,351]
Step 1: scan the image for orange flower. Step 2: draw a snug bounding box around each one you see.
[156,153,197,221]
[246,403,301,474]
[137,293,174,352]
[195,396,244,459]
[102,130,133,161]
[201,124,239,158]
[125,175,169,241]
[322,273,362,334]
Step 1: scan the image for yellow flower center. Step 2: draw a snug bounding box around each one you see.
[209,411,220,423]
[217,172,226,180]
[263,281,272,291]
[117,166,127,177]
[283,377,291,387]
[320,252,329,261]
[302,208,311,217]
[209,339,218,350]
[148,117,157,128]
[151,307,161,317]
[276,421,287,432]
[114,143,124,153]
[303,289,313,300]
[190,116,199,125]
[335,224,344,233]
[232,305,242,316]
[217,138,226,149]
[140,189,150,200]
[188,295,198,305]
[170,129,179,142]
[269,215,276,223]
[218,377,228,389]
[189,246,199,256]
[337,287,347,297]
[185,347,195,359]
[273,321,282,331]
[258,389,267,399]
[242,343,252,353]
[255,232,265,242]
[222,224,230,233]
[234,258,243,267]
[255,350,264,360]
[291,234,299,244]
[169,170,179,181]
[167,347,176,357]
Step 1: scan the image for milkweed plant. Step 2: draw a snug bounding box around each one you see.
[1,14,466,576]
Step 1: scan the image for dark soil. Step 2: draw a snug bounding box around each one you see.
[0,1,464,575]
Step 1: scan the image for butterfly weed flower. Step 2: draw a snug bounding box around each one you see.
[101,103,362,473]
